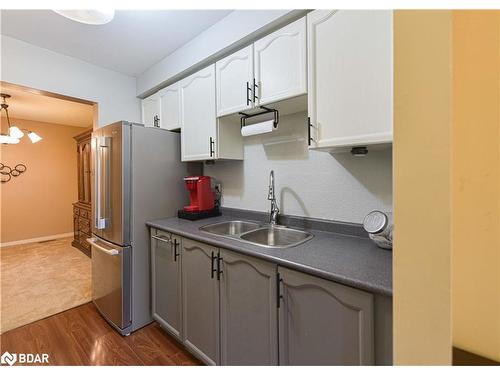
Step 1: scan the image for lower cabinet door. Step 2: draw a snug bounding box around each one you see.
[151,230,182,339]
[182,238,220,365]
[219,249,278,365]
[278,267,374,365]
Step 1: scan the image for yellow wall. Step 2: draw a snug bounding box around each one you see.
[451,10,500,362]
[393,10,453,365]
[0,118,84,244]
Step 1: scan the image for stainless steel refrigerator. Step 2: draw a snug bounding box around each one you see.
[89,121,195,335]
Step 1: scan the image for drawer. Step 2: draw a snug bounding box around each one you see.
[80,236,91,250]
[80,225,90,235]
[78,217,90,226]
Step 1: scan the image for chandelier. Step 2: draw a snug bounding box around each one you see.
[0,93,43,145]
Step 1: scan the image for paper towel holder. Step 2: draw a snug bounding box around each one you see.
[239,106,279,129]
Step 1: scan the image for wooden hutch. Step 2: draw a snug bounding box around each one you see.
[72,129,92,257]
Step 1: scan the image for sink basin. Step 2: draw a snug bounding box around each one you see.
[200,220,261,236]
[240,226,313,248]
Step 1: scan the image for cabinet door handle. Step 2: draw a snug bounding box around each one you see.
[276,272,283,308]
[307,117,313,146]
[216,254,223,280]
[253,78,259,103]
[154,115,160,127]
[210,251,217,279]
[173,238,180,262]
[209,137,215,158]
[151,235,171,244]
[246,81,251,106]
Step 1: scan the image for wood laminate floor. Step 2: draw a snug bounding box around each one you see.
[0,302,202,366]
[0,238,91,333]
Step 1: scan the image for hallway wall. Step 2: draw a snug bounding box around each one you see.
[0,118,86,244]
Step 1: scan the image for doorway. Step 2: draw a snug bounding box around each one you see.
[0,82,97,333]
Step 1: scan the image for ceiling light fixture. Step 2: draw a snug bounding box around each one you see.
[0,93,43,145]
[9,125,24,139]
[53,9,115,25]
[28,131,43,144]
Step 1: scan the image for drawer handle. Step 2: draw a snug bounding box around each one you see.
[87,238,119,256]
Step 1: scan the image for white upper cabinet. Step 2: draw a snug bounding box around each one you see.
[159,83,181,131]
[142,84,180,130]
[254,17,307,106]
[216,45,254,117]
[180,65,217,162]
[307,10,393,151]
[142,94,160,128]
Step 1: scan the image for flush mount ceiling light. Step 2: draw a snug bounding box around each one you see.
[0,93,43,145]
[53,9,115,25]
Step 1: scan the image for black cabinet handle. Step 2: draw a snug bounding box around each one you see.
[211,251,217,279]
[154,115,160,127]
[276,272,283,308]
[253,78,259,103]
[246,82,251,106]
[307,117,314,146]
[216,254,223,280]
[173,239,179,262]
[209,137,215,158]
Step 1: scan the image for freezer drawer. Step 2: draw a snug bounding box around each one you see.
[88,236,132,330]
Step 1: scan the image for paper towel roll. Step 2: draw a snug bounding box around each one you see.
[241,120,277,137]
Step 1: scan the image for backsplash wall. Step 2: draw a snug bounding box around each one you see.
[205,111,393,224]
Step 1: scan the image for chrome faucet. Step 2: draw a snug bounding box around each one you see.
[268,170,279,225]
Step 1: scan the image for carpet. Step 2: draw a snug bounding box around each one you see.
[0,237,91,333]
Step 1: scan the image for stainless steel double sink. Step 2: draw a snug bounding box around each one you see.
[200,220,313,249]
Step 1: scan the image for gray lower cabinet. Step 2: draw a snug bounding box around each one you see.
[219,248,278,365]
[278,266,375,365]
[151,229,182,340]
[151,231,390,365]
[181,238,220,365]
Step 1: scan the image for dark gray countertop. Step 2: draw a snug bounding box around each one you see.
[146,213,392,296]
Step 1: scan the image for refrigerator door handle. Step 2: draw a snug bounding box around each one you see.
[95,136,111,230]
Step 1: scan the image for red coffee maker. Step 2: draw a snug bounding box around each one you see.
[178,176,221,220]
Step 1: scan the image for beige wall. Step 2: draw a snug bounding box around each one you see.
[393,10,453,365]
[394,10,500,364]
[0,118,86,244]
[451,10,500,362]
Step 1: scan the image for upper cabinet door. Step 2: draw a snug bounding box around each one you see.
[142,94,160,127]
[159,83,181,131]
[180,65,217,162]
[254,17,307,106]
[308,10,393,150]
[216,45,254,117]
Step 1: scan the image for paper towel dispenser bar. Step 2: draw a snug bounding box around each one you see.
[239,106,279,129]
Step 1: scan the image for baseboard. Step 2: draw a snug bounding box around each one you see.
[453,347,500,366]
[0,232,74,248]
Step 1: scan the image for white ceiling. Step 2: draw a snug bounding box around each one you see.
[0,9,232,76]
[1,85,94,127]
